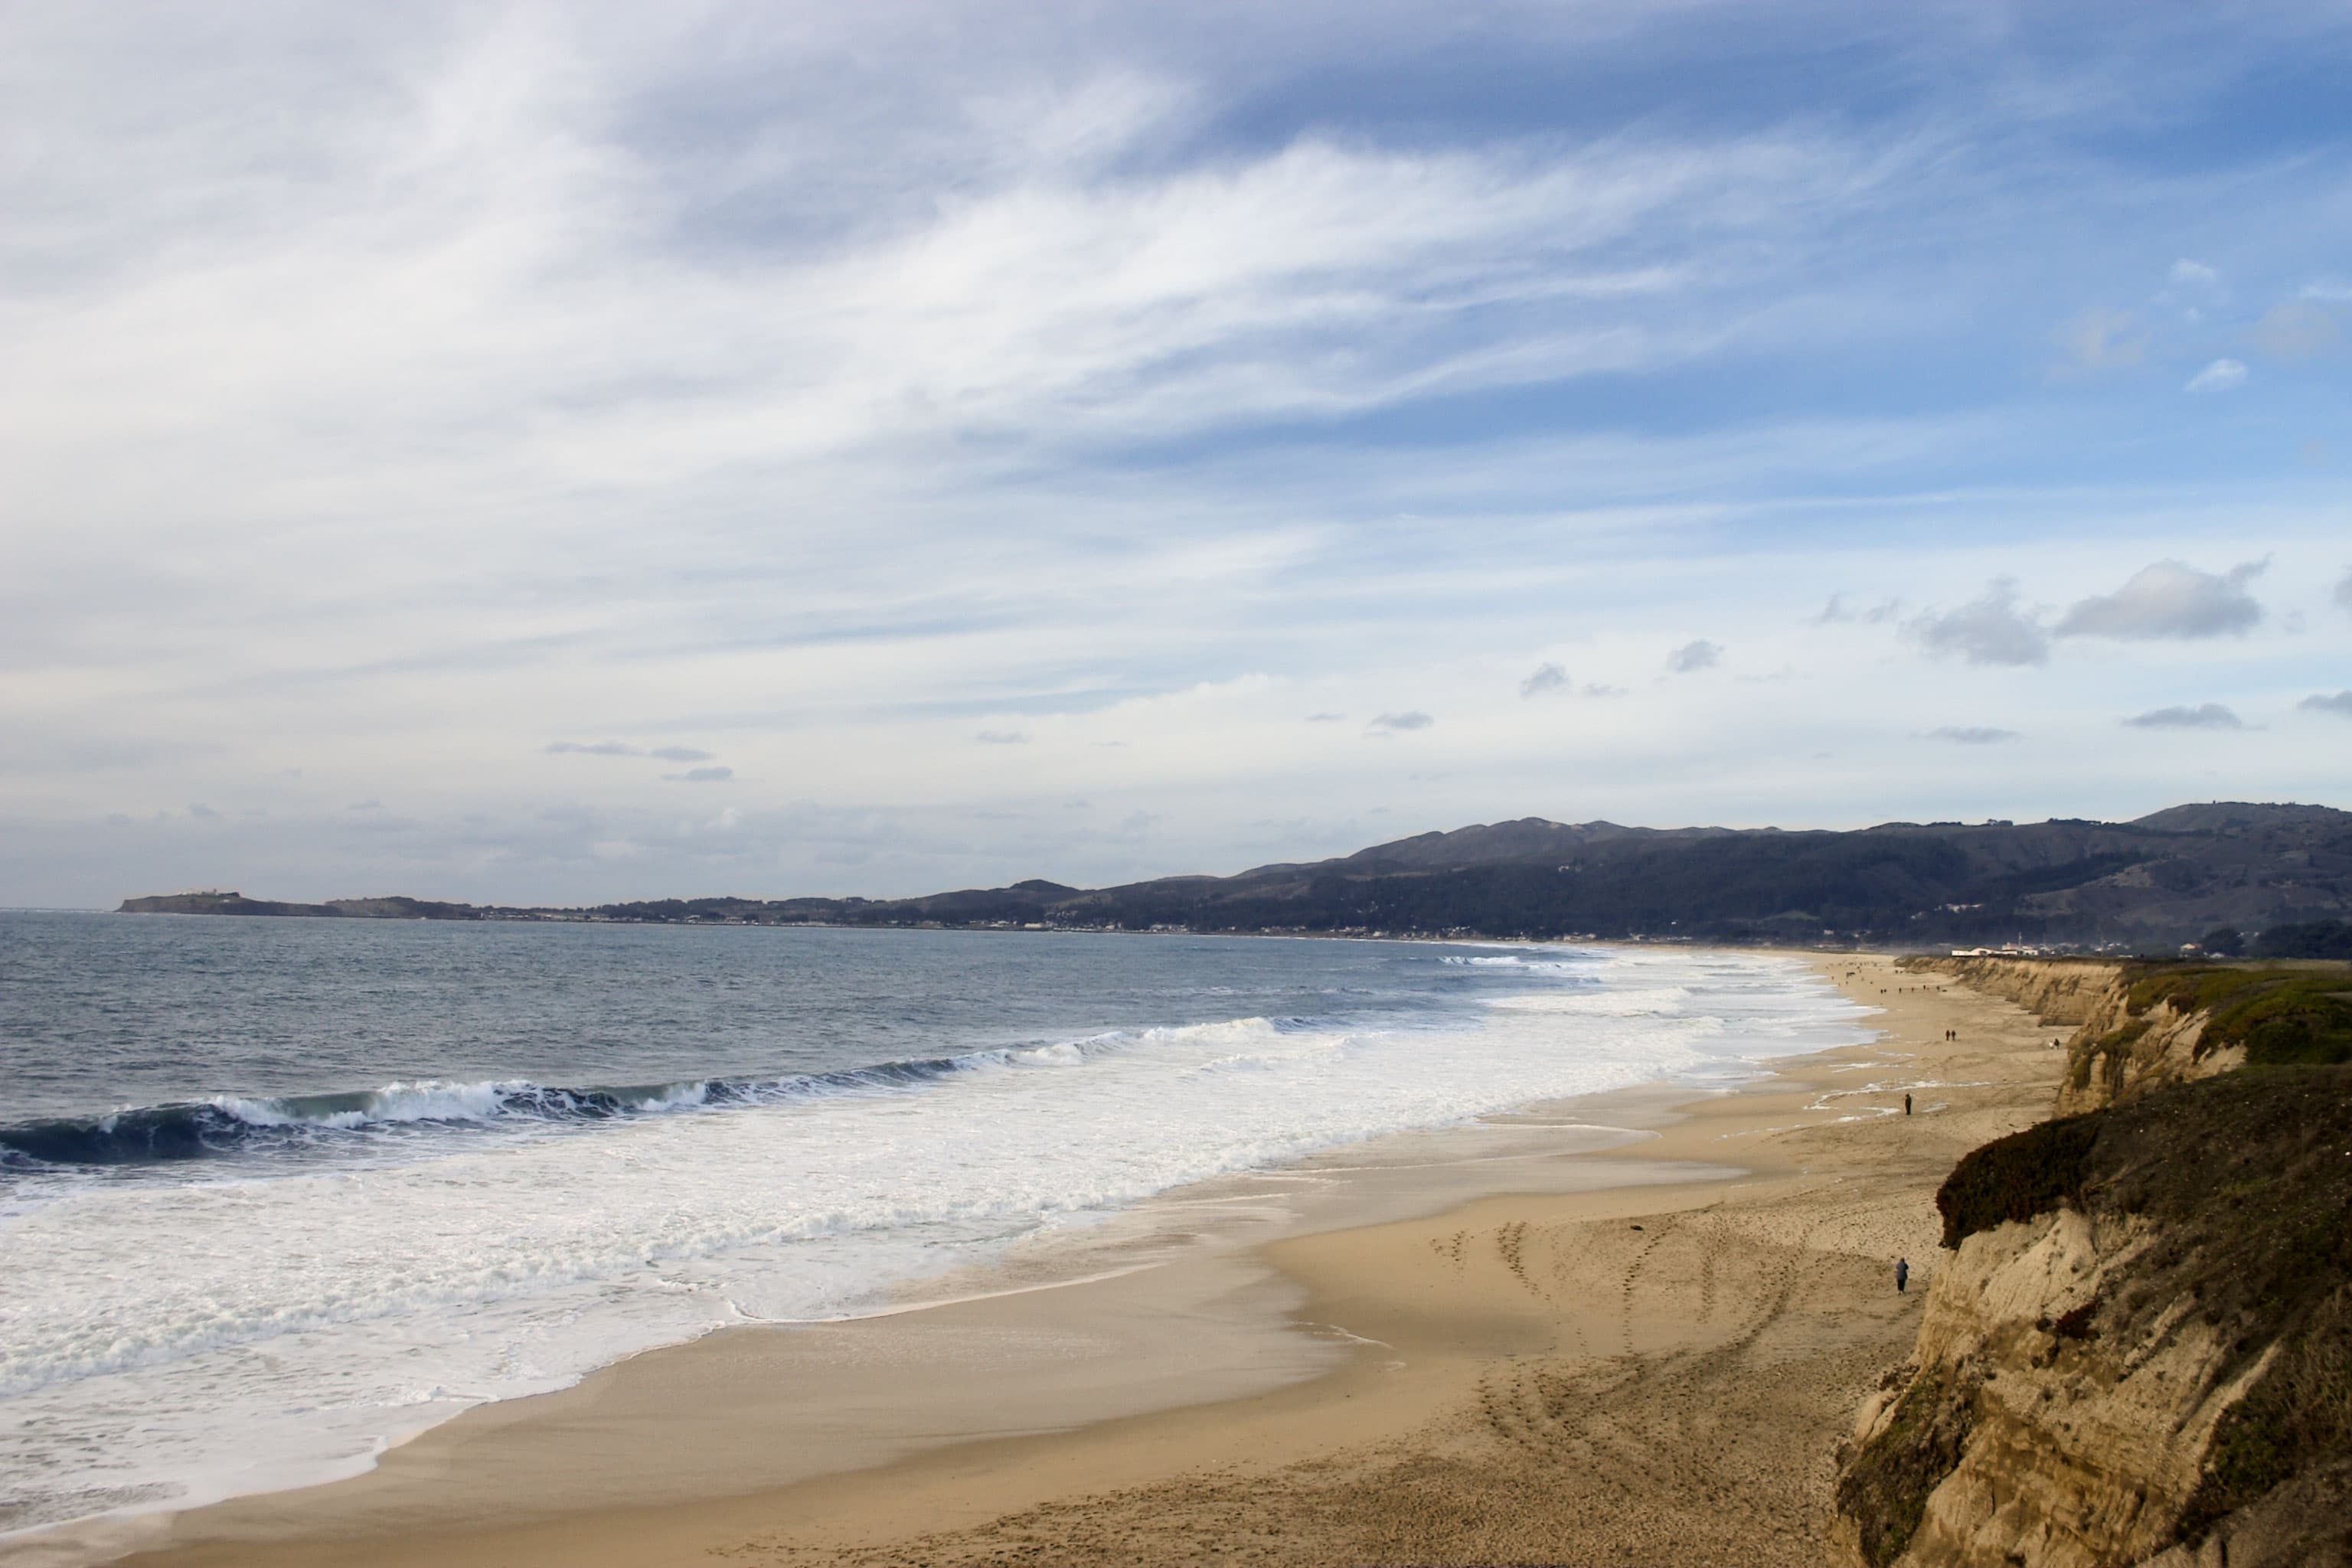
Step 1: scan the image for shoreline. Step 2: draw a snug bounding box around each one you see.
[16,951,2062,1568]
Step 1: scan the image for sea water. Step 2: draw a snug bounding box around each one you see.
[0,912,1869,1537]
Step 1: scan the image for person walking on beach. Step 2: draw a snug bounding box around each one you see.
[1903,1093,1913,1116]
[1896,1257,1909,1293]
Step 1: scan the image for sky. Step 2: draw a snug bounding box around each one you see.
[3,1,2350,908]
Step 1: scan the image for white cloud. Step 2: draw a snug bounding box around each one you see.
[1927,727,2018,744]
[1367,711,1433,732]
[1906,579,2050,666]
[2168,258,2220,287]
[975,730,1029,745]
[2183,358,2248,392]
[2300,691,2352,717]
[2056,559,2264,640]
[1520,662,1569,697]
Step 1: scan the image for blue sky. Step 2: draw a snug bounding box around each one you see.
[2,2,2348,906]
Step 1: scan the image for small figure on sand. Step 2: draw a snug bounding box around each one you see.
[1903,1092,1913,1116]
[1896,1257,1909,1293]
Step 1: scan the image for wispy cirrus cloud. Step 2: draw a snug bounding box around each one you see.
[2183,358,2247,393]
[5,5,2352,906]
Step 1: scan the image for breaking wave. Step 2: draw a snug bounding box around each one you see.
[0,1022,1315,1170]
[1439,952,1595,977]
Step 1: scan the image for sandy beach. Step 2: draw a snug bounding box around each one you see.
[38,952,2063,1568]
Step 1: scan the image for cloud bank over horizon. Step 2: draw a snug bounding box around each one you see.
[2,2,2350,906]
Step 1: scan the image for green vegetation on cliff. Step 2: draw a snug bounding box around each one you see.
[2124,964,2352,1066]
[1932,1113,2100,1250]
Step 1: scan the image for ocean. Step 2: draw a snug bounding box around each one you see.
[0,911,1869,1539]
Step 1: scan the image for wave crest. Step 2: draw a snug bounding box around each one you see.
[0,1017,1311,1170]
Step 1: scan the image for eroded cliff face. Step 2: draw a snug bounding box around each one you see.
[1903,959,2121,1031]
[1831,1067,2352,1568]
[2051,988,2240,1117]
[1835,1208,2266,1567]
[1900,957,2243,1116]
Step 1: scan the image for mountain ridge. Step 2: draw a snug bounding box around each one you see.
[116,800,2352,950]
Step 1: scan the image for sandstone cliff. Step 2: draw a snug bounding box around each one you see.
[1833,965,2352,1568]
[1901,957,2122,1031]
[1902,958,2352,1116]
[2050,983,2230,1118]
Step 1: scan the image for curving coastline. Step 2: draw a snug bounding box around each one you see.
[16,955,2066,1568]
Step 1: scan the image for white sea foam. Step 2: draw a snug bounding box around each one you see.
[0,945,1866,1540]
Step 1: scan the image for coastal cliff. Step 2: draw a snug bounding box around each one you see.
[1834,962,2352,1566]
[1905,957,2121,1030]
[2050,976,2230,1118]
[1901,956,2352,1115]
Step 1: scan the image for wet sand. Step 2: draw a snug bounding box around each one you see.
[43,953,2060,1568]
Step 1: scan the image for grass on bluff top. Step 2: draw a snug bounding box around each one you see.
[2123,962,2352,1067]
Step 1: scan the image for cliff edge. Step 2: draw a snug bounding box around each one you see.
[1834,962,2352,1567]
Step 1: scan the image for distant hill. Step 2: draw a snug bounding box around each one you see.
[119,801,2352,949]
[118,892,483,920]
